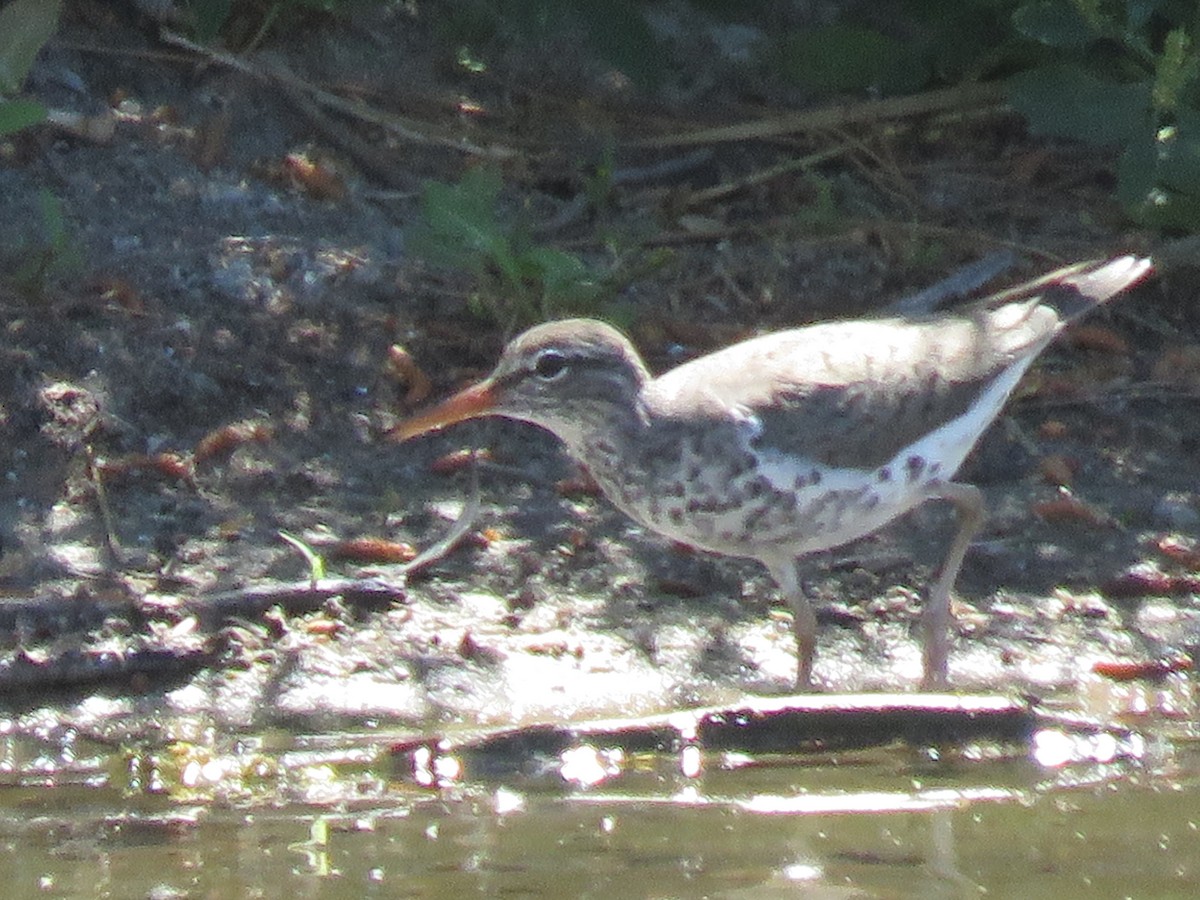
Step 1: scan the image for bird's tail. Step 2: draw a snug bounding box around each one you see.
[989,255,1153,323]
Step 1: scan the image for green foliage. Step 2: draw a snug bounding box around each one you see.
[0,0,60,136]
[182,0,381,45]
[756,0,1200,230]
[0,1,74,294]
[433,0,667,87]
[772,25,928,95]
[1153,27,1198,112]
[0,0,60,94]
[412,167,608,328]
[572,0,664,88]
[768,1,1018,95]
[1011,0,1096,50]
[789,172,845,232]
[187,0,234,42]
[1005,0,1200,230]
[8,189,81,299]
[1007,64,1149,145]
[0,97,45,136]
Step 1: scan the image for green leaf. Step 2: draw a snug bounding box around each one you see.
[416,167,511,273]
[523,245,602,313]
[1152,28,1198,113]
[1117,109,1200,229]
[904,2,1015,82]
[1125,0,1168,30]
[36,186,67,247]
[791,172,843,232]
[0,0,62,95]
[1115,122,1157,214]
[0,98,46,136]
[1006,64,1151,146]
[1160,108,1200,189]
[1012,1,1097,49]
[184,0,233,44]
[523,246,587,281]
[775,25,928,94]
[413,166,608,324]
[1121,176,1200,230]
[575,0,665,88]
[9,188,79,296]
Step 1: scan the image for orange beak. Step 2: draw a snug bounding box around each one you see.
[390,379,499,442]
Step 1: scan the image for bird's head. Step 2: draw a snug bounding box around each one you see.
[391,319,651,448]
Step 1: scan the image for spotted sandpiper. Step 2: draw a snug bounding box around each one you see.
[394,256,1152,689]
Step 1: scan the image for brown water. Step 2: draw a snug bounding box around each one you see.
[0,710,1196,899]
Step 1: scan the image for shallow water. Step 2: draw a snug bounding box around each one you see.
[0,694,1196,899]
[8,772,1200,898]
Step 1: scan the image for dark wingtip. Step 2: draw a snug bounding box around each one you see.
[1029,255,1154,322]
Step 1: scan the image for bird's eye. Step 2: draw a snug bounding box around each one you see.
[533,349,568,381]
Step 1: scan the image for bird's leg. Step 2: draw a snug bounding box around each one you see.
[769,560,817,691]
[919,483,985,690]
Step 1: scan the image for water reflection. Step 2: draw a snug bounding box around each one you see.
[0,678,1194,897]
[0,768,1195,895]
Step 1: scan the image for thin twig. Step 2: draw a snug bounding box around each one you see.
[866,219,1061,263]
[629,82,1007,149]
[401,460,483,577]
[174,577,407,621]
[684,144,849,207]
[159,466,483,617]
[535,149,718,235]
[159,30,512,160]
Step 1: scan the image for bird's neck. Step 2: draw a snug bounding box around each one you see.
[552,397,649,484]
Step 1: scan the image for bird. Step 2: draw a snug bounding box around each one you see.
[393,255,1152,690]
